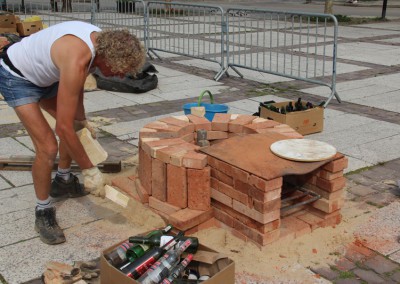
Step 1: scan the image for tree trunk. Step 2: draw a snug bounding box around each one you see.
[324,0,334,14]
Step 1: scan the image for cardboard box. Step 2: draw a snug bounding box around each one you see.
[17,21,43,36]
[101,240,235,284]
[260,101,324,135]
[0,14,17,28]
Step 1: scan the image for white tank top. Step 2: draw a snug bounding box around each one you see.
[7,21,101,87]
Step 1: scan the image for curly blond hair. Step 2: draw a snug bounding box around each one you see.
[96,29,146,76]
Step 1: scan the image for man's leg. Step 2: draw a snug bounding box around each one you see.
[39,97,89,198]
[14,103,65,245]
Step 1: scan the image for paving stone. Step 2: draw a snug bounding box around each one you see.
[363,192,397,207]
[353,268,386,283]
[363,254,400,274]
[334,257,357,271]
[348,184,378,197]
[347,173,376,187]
[390,271,400,283]
[335,279,363,284]
[360,166,399,182]
[310,266,340,280]
[0,171,33,187]
[0,175,11,190]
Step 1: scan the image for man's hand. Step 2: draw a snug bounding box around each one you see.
[82,167,105,197]
[74,120,96,138]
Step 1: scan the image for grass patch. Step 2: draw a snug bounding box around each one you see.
[366,201,384,208]
[338,270,355,279]
[0,274,8,284]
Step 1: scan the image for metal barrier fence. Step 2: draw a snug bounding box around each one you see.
[0,0,146,41]
[221,8,340,106]
[145,1,225,79]
[1,1,340,105]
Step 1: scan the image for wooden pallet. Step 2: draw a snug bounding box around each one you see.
[0,155,122,173]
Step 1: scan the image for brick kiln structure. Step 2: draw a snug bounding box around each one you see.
[129,113,347,247]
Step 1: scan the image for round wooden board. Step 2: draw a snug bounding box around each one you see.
[270,139,337,162]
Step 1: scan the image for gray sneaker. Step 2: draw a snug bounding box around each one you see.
[50,173,89,198]
[35,207,66,245]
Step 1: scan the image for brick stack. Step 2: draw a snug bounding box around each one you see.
[115,112,348,246]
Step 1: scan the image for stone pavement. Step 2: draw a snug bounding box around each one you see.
[1,9,400,284]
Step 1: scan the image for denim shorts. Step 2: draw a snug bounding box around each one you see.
[0,62,59,108]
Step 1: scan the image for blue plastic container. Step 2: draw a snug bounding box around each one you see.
[183,90,229,121]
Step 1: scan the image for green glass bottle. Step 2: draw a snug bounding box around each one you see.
[125,224,174,263]
[128,235,199,254]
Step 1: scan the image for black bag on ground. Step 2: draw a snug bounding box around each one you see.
[93,60,159,94]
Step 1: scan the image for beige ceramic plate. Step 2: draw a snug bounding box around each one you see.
[270,139,337,162]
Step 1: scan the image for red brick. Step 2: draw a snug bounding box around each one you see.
[213,207,235,227]
[232,168,249,183]
[187,167,211,211]
[111,176,140,201]
[320,213,342,227]
[252,198,281,213]
[206,131,229,140]
[197,217,217,231]
[214,169,233,186]
[210,177,219,190]
[215,159,234,177]
[139,127,181,139]
[249,187,281,203]
[142,138,186,158]
[323,157,348,172]
[159,116,195,135]
[170,150,188,167]
[168,208,214,231]
[234,179,253,195]
[232,200,280,224]
[139,148,152,194]
[317,169,344,181]
[233,218,280,246]
[157,143,200,164]
[207,156,219,169]
[281,132,304,139]
[307,207,341,220]
[182,151,208,169]
[144,121,182,132]
[279,227,296,243]
[296,212,324,231]
[249,175,283,192]
[312,197,344,213]
[243,119,280,133]
[304,185,344,200]
[149,196,180,215]
[211,188,233,207]
[281,216,311,238]
[185,226,199,236]
[228,115,257,133]
[167,164,187,208]
[134,179,150,203]
[316,176,346,192]
[181,133,195,143]
[212,200,280,234]
[186,114,212,131]
[218,181,249,205]
[211,113,231,131]
[151,158,167,201]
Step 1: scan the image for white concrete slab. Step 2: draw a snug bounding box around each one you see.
[0,171,33,187]
[226,99,260,113]
[84,90,139,113]
[305,42,400,66]
[301,73,400,112]
[354,202,400,256]
[0,184,36,215]
[15,136,35,152]
[148,38,225,57]
[0,138,34,157]
[325,25,400,39]
[0,176,11,190]
[376,37,400,44]
[158,85,229,101]
[105,92,163,105]
[0,105,20,125]
[355,22,400,31]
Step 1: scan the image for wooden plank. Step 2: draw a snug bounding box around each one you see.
[0,155,122,173]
